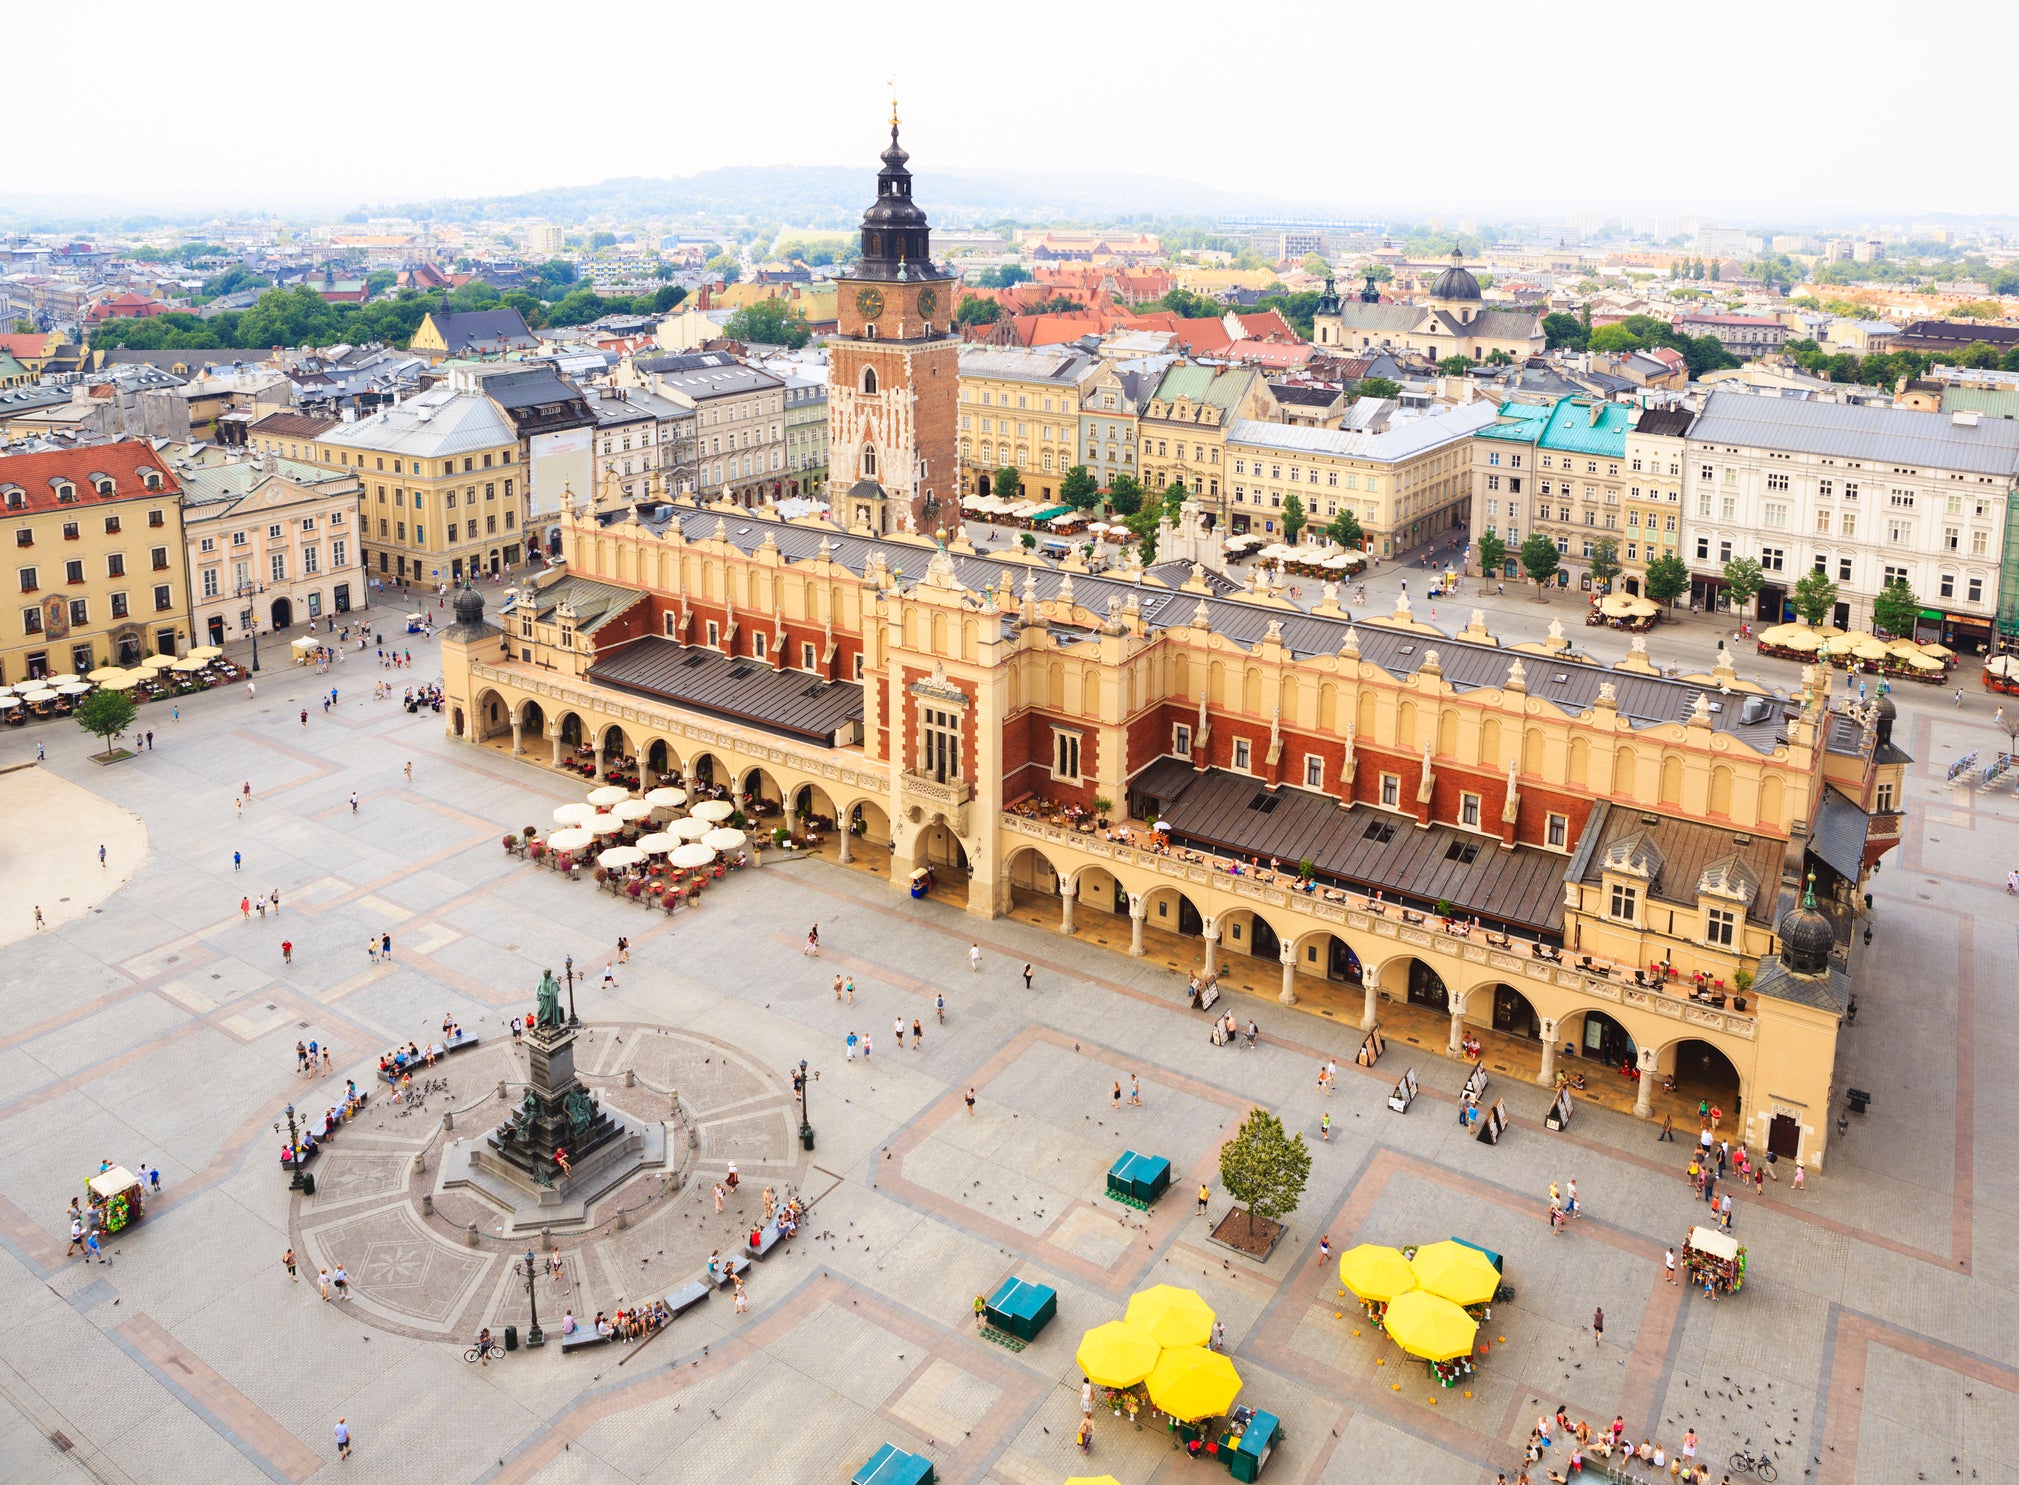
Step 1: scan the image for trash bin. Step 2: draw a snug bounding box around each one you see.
[800,1127,815,1151]
[300,1171,316,1196]
[504,1325,518,1352]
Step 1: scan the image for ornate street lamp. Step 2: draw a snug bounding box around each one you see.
[521,1248,545,1346]
[795,1059,813,1150]
[563,954,578,1026]
[274,1103,304,1190]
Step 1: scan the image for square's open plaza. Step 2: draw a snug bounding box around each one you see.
[0,634,2013,1485]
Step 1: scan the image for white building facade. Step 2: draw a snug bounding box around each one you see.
[1684,390,2019,648]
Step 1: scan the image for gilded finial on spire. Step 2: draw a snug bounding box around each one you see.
[888,78,899,130]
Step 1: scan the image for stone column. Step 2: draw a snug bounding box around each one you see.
[1360,977,1379,1031]
[511,719,524,757]
[1633,1049,1655,1120]
[1536,1019,1558,1088]
[1201,918,1221,978]
[784,804,799,839]
[1058,877,1077,935]
[1278,943,1298,1006]
[548,728,562,767]
[1446,995,1467,1058]
[592,745,605,781]
[1128,895,1147,957]
[838,829,852,865]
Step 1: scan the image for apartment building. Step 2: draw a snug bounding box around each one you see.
[957,346,1102,503]
[182,456,367,644]
[1473,398,1636,588]
[626,353,788,509]
[0,443,192,681]
[1684,390,2019,645]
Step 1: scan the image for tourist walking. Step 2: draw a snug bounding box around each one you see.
[1197,1183,1211,1217]
[1022,963,1034,991]
[1592,1306,1604,1346]
[1129,1074,1141,1106]
[333,1418,351,1462]
[970,943,982,972]
[283,1248,297,1282]
[833,975,843,1001]
[233,850,241,872]
[1665,1246,1677,1284]
[804,923,820,956]
[894,1017,906,1050]
[964,1087,976,1117]
[911,1017,922,1049]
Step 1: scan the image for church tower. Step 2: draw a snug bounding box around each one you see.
[828,105,960,536]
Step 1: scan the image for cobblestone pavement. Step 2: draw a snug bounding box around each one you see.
[0,627,2013,1485]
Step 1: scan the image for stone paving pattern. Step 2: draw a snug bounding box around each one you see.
[0,616,2012,1484]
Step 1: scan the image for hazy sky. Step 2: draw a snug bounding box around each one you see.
[17,0,2018,222]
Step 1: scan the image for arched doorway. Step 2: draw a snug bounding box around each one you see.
[1407,959,1448,1012]
[793,783,838,830]
[475,689,508,743]
[646,738,679,779]
[1667,1039,1742,1124]
[558,711,585,750]
[270,595,294,630]
[599,724,629,765]
[977,472,991,496]
[1143,888,1203,939]
[1004,844,1064,911]
[1623,576,1642,597]
[1489,983,1540,1040]
[846,799,890,847]
[520,699,546,748]
[691,753,718,787]
[1074,865,1125,918]
[1295,933,1363,984]
[1572,1010,1635,1068]
[116,633,143,666]
[1224,910,1279,961]
[741,767,781,813]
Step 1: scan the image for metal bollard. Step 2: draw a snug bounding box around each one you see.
[442,1109,455,1131]
[498,1080,508,1100]
[421,1193,433,1216]
[616,1207,628,1230]
[625,1069,636,1088]
[466,1221,478,1248]
[541,1225,552,1251]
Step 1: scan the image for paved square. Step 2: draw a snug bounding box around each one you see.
[0,648,2013,1484]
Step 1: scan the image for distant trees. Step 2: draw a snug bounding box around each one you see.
[1643,553,1690,607]
[1058,465,1099,511]
[1542,312,1587,351]
[1281,493,1307,543]
[1349,376,1402,402]
[975,265,1032,288]
[955,294,1000,326]
[1587,538,1621,591]
[1327,508,1365,551]
[722,299,811,349]
[1135,287,1221,319]
[1872,577,1920,638]
[1790,568,1840,626]
[1519,534,1561,597]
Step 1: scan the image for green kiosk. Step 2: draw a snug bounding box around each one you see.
[984,1277,1058,1341]
[851,1443,934,1485]
[1105,1150,1172,1209]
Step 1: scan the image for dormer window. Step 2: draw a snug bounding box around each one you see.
[55,484,75,503]
[95,479,114,496]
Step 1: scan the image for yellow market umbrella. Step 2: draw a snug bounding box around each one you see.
[1075,1321,1161,1389]
[1382,1290,1478,1362]
[1921,642,1954,660]
[1906,652,1944,671]
[99,674,139,690]
[1598,592,1637,618]
[1145,1346,1241,1421]
[1757,623,1807,645]
[1338,1243,1418,1303]
[1885,638,1924,658]
[1408,1240,1500,1308]
[186,645,223,660]
[86,666,128,682]
[1124,1285,1214,1350]
[1777,628,1823,651]
[1066,1479,1123,1485]
[1847,635,1891,661]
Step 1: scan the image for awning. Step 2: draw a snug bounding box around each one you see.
[1806,786,1870,884]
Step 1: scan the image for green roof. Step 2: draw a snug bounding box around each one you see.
[1151,363,1255,411]
[1939,386,2019,421]
[1537,398,1633,458]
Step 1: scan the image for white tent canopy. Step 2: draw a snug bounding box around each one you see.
[546,827,593,852]
[690,800,736,823]
[702,828,746,851]
[670,843,716,869]
[586,785,631,808]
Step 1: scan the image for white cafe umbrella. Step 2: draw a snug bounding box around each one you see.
[0,697,18,710]
[587,813,626,835]
[644,786,687,809]
[56,681,91,695]
[290,637,320,651]
[553,802,599,826]
[668,817,711,841]
[98,674,138,690]
[545,827,593,852]
[670,843,716,869]
[587,785,631,807]
[690,799,736,823]
[613,799,655,821]
[185,645,223,660]
[598,845,645,870]
[86,666,127,682]
[635,832,678,855]
[18,686,57,701]
[170,657,205,672]
[702,828,746,852]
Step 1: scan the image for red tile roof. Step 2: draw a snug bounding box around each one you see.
[0,442,182,513]
[0,334,46,360]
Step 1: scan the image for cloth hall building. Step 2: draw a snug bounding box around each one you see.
[435,121,1900,1173]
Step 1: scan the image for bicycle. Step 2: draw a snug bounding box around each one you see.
[1728,1445,1777,1481]
[463,1341,504,1364]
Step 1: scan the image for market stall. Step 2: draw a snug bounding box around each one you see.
[1682,1223,1745,1296]
[1105,1150,1171,1208]
[1985,654,2019,696]
[86,1166,144,1234]
[850,1443,934,1485]
[1381,1288,1479,1388]
[983,1276,1057,1341]
[1125,1285,1214,1349]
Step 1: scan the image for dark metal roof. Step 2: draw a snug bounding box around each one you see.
[1579,804,1785,926]
[588,636,862,745]
[1749,955,1850,1015]
[1121,764,1570,933]
[603,505,1788,753]
[1806,787,1870,885]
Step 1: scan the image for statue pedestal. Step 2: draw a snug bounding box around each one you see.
[439,1112,669,1233]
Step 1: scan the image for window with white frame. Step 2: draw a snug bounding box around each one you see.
[1608,883,1637,923]
[1460,792,1480,828]
[1172,723,1191,757]
[1379,773,1400,808]
[920,705,962,782]
[1546,813,1568,848]
[1304,754,1324,789]
[1705,906,1736,947]
[1052,728,1082,782]
[1232,737,1252,771]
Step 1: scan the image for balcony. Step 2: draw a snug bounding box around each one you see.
[901,772,971,811]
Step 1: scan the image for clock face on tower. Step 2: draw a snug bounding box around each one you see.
[854,288,885,319]
[917,287,938,318]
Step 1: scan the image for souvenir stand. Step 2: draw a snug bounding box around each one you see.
[1543,1085,1575,1131]
[1682,1224,1746,1295]
[1387,1067,1419,1113]
[1474,1098,1507,1145]
[85,1166,144,1234]
[1356,1024,1385,1067]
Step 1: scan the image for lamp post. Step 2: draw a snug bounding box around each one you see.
[274,1104,304,1190]
[794,1058,813,1149]
[563,954,578,1026]
[234,579,265,672]
[520,1249,545,1346]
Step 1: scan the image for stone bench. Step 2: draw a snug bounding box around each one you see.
[706,1257,750,1288]
[664,1280,710,1317]
[747,1222,783,1259]
[560,1326,611,1354]
[378,1036,480,1085]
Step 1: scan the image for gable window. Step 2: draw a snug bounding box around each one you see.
[1546,812,1568,849]
[1706,907,1736,947]
[1459,792,1480,828]
[1608,883,1637,923]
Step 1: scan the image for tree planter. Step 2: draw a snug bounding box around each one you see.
[1207,1208,1285,1261]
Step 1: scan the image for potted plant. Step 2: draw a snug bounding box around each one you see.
[1434,898,1454,918]
[774,826,789,847]
[503,834,518,853]
[594,866,609,884]
[522,826,539,842]
[529,841,546,861]
[1731,968,1752,1013]
[1093,796,1113,828]
[1298,858,1316,883]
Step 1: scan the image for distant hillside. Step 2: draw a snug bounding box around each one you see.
[372,164,1317,228]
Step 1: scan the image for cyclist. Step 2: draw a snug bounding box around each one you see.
[473,1327,495,1365]
[935,992,946,1023]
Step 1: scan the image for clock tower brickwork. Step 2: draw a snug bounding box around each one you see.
[828,119,960,536]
